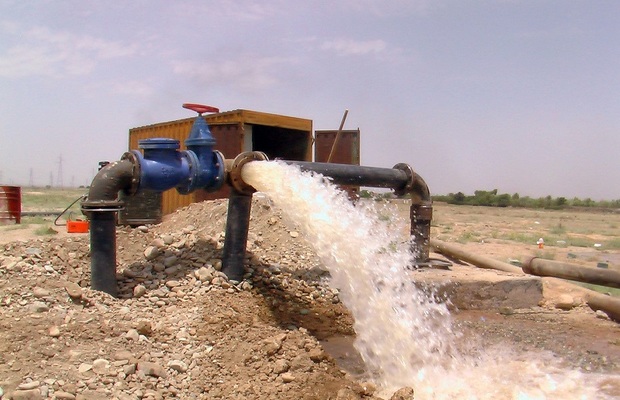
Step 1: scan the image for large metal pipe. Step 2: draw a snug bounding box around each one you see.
[430,239,525,275]
[82,159,137,296]
[522,257,620,289]
[285,161,410,190]
[284,160,433,266]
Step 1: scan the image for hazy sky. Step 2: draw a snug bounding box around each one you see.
[1,0,618,199]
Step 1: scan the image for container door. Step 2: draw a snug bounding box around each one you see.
[314,129,361,199]
[314,129,360,165]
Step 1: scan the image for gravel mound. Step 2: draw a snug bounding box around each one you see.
[0,197,399,400]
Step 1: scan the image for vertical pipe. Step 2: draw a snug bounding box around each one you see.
[90,212,118,296]
[411,203,432,264]
[221,189,253,281]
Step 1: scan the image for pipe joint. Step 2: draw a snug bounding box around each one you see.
[81,159,138,216]
[226,151,269,195]
[392,163,430,202]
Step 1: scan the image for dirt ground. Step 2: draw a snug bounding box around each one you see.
[1,199,619,399]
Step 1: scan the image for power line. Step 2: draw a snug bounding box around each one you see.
[57,155,64,188]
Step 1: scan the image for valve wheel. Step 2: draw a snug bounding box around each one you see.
[182,103,220,114]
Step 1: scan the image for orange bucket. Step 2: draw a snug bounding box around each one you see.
[67,219,89,233]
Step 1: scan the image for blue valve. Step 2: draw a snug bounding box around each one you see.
[132,104,225,194]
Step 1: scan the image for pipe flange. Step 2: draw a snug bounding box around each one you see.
[210,150,226,191]
[120,152,141,195]
[227,151,269,195]
[81,199,125,216]
[392,163,414,197]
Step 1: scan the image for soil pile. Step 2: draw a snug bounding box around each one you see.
[0,197,385,400]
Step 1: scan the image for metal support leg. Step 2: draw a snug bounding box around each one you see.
[410,203,432,265]
[90,212,118,296]
[221,189,253,281]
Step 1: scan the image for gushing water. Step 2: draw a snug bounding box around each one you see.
[242,161,615,399]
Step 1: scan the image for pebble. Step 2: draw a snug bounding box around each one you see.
[151,238,165,248]
[17,381,40,390]
[49,325,61,337]
[167,360,188,372]
[144,246,159,260]
[133,284,147,298]
[390,387,415,400]
[30,302,49,313]
[32,287,50,298]
[595,310,610,320]
[92,358,110,375]
[126,329,140,341]
[65,282,83,299]
[10,388,42,400]
[54,391,76,399]
[281,372,295,383]
[555,294,575,310]
[137,362,167,378]
[78,363,92,373]
[163,256,177,267]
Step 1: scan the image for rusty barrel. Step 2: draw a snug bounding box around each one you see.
[0,186,21,224]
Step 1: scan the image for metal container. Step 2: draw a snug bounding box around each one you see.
[0,186,21,224]
[314,129,361,197]
[127,109,313,216]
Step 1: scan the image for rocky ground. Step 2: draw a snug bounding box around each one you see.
[1,198,619,399]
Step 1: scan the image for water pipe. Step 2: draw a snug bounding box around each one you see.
[283,161,436,266]
[81,159,138,296]
[82,104,225,296]
[221,152,269,281]
[222,155,439,274]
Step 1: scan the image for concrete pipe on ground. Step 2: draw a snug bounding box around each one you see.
[430,239,524,275]
[523,257,620,289]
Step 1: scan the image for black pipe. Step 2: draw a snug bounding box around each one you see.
[286,161,410,190]
[284,160,433,266]
[411,203,432,263]
[82,159,137,296]
[221,188,253,281]
[86,159,136,203]
[90,212,118,296]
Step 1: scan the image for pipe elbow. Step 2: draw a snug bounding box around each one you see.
[82,158,138,212]
[392,163,431,203]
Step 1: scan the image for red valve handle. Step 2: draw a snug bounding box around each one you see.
[182,103,220,114]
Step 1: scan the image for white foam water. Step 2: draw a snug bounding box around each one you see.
[241,161,617,399]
